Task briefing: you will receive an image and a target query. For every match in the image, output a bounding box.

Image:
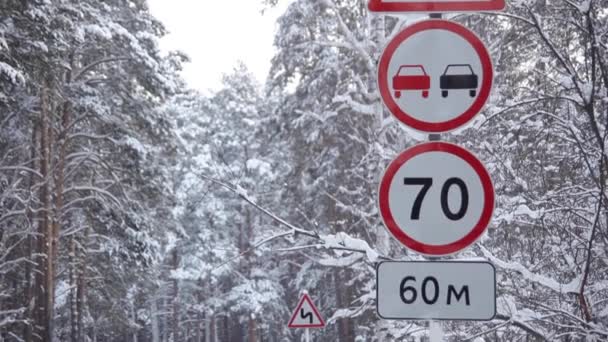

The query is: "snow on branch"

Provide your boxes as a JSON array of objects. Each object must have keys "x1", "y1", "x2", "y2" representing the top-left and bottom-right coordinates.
[
  {"x1": 322, "y1": 232, "x2": 380, "y2": 263},
  {"x1": 199, "y1": 174, "x2": 389, "y2": 267},
  {"x1": 526, "y1": 7, "x2": 585, "y2": 99},
  {"x1": 333, "y1": 94, "x2": 377, "y2": 116},
  {"x1": 480, "y1": 245, "x2": 581, "y2": 294},
  {"x1": 62, "y1": 185, "x2": 121, "y2": 207},
  {"x1": 0, "y1": 166, "x2": 43, "y2": 179},
  {"x1": 294, "y1": 109, "x2": 338, "y2": 124},
  {"x1": 328, "y1": 304, "x2": 371, "y2": 323},
  {"x1": 74, "y1": 56, "x2": 130, "y2": 81},
  {"x1": 208, "y1": 230, "x2": 294, "y2": 272},
  {"x1": 317, "y1": 0, "x2": 376, "y2": 73},
  {"x1": 200, "y1": 175, "x2": 320, "y2": 239},
  {"x1": 564, "y1": 0, "x2": 591, "y2": 13},
  {"x1": 0, "y1": 61, "x2": 25, "y2": 85},
  {"x1": 0, "y1": 307, "x2": 25, "y2": 329},
  {"x1": 494, "y1": 313, "x2": 549, "y2": 341}
]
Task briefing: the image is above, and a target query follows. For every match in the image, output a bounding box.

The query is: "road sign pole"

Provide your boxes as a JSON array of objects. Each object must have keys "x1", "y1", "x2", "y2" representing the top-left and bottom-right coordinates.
[
  {"x1": 429, "y1": 320, "x2": 443, "y2": 342},
  {"x1": 427, "y1": 87, "x2": 443, "y2": 340},
  {"x1": 428, "y1": 11, "x2": 442, "y2": 338},
  {"x1": 305, "y1": 328, "x2": 310, "y2": 342},
  {"x1": 372, "y1": 0, "x2": 499, "y2": 330}
]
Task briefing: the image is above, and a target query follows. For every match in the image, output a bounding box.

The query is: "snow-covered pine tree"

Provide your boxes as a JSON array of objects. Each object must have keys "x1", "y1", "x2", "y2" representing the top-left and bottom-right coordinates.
[{"x1": 0, "y1": 0, "x2": 183, "y2": 340}]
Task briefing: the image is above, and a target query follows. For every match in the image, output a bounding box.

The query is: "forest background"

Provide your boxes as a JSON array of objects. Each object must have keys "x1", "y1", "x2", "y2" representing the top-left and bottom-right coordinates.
[{"x1": 1, "y1": 0, "x2": 607, "y2": 341}]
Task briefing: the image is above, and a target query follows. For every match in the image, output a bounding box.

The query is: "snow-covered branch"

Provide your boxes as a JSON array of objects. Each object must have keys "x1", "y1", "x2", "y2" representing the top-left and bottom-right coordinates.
[
  {"x1": 199, "y1": 174, "x2": 389, "y2": 264},
  {"x1": 480, "y1": 245, "x2": 580, "y2": 295},
  {"x1": 333, "y1": 94, "x2": 377, "y2": 116},
  {"x1": 494, "y1": 314, "x2": 549, "y2": 341},
  {"x1": 74, "y1": 56, "x2": 130, "y2": 81},
  {"x1": 317, "y1": 0, "x2": 376, "y2": 73}
]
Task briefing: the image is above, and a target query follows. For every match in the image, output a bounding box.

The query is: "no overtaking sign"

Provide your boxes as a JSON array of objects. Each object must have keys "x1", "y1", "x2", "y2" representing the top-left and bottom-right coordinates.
[{"x1": 378, "y1": 20, "x2": 493, "y2": 133}]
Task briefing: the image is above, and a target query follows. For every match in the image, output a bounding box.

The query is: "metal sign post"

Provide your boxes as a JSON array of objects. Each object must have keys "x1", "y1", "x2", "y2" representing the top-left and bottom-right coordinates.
[
  {"x1": 429, "y1": 320, "x2": 443, "y2": 341},
  {"x1": 371, "y1": 3, "x2": 502, "y2": 340},
  {"x1": 428, "y1": 12, "x2": 443, "y2": 341}
]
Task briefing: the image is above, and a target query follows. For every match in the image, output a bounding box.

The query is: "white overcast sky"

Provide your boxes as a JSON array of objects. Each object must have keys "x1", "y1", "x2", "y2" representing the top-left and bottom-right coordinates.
[{"x1": 148, "y1": 0, "x2": 289, "y2": 92}]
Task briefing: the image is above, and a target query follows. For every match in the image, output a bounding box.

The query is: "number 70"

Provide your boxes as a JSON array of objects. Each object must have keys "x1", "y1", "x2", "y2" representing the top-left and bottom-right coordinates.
[{"x1": 403, "y1": 177, "x2": 469, "y2": 220}]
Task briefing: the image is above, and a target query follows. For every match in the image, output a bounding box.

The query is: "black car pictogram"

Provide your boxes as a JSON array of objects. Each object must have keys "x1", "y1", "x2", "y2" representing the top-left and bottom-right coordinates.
[{"x1": 439, "y1": 64, "x2": 478, "y2": 98}]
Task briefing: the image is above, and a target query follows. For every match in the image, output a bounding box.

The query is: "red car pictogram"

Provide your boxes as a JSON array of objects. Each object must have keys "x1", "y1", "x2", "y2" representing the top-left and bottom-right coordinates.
[{"x1": 392, "y1": 65, "x2": 430, "y2": 98}]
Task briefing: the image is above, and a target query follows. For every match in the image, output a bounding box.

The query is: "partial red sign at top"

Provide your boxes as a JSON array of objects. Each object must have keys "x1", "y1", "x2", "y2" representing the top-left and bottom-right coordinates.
[{"x1": 368, "y1": 0, "x2": 505, "y2": 13}]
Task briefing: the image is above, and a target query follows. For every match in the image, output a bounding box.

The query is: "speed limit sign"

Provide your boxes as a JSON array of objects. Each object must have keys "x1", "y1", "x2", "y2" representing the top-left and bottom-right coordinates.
[{"x1": 378, "y1": 142, "x2": 494, "y2": 256}]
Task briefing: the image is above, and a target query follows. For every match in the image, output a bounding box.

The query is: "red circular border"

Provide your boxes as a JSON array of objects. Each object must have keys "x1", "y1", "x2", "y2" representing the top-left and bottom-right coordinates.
[
  {"x1": 378, "y1": 20, "x2": 493, "y2": 133},
  {"x1": 378, "y1": 142, "x2": 495, "y2": 256}
]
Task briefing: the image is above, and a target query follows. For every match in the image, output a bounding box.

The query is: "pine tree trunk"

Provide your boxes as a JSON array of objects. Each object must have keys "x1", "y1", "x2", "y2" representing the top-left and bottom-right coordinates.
[
  {"x1": 210, "y1": 316, "x2": 216, "y2": 342},
  {"x1": 132, "y1": 302, "x2": 138, "y2": 342},
  {"x1": 172, "y1": 249, "x2": 180, "y2": 342},
  {"x1": 34, "y1": 218, "x2": 45, "y2": 342},
  {"x1": 76, "y1": 224, "x2": 89, "y2": 341},
  {"x1": 24, "y1": 123, "x2": 38, "y2": 342},
  {"x1": 334, "y1": 270, "x2": 354, "y2": 342},
  {"x1": 329, "y1": 198, "x2": 354, "y2": 342},
  {"x1": 247, "y1": 317, "x2": 257, "y2": 342},
  {"x1": 243, "y1": 207, "x2": 258, "y2": 342},
  {"x1": 46, "y1": 91, "x2": 56, "y2": 342},
  {"x1": 195, "y1": 312, "x2": 202, "y2": 342},
  {"x1": 35, "y1": 84, "x2": 53, "y2": 342},
  {"x1": 151, "y1": 296, "x2": 160, "y2": 342},
  {"x1": 344, "y1": 278, "x2": 355, "y2": 340},
  {"x1": 204, "y1": 313, "x2": 212, "y2": 342},
  {"x1": 70, "y1": 237, "x2": 78, "y2": 342},
  {"x1": 52, "y1": 99, "x2": 71, "y2": 338},
  {"x1": 23, "y1": 232, "x2": 34, "y2": 342},
  {"x1": 75, "y1": 257, "x2": 84, "y2": 342},
  {"x1": 223, "y1": 316, "x2": 230, "y2": 342},
  {"x1": 162, "y1": 294, "x2": 170, "y2": 342},
  {"x1": 334, "y1": 270, "x2": 346, "y2": 342}
]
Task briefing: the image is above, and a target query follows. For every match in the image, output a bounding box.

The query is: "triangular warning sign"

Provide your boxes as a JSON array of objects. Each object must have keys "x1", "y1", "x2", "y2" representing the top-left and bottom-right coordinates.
[
  {"x1": 287, "y1": 293, "x2": 325, "y2": 328},
  {"x1": 368, "y1": 0, "x2": 505, "y2": 12}
]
